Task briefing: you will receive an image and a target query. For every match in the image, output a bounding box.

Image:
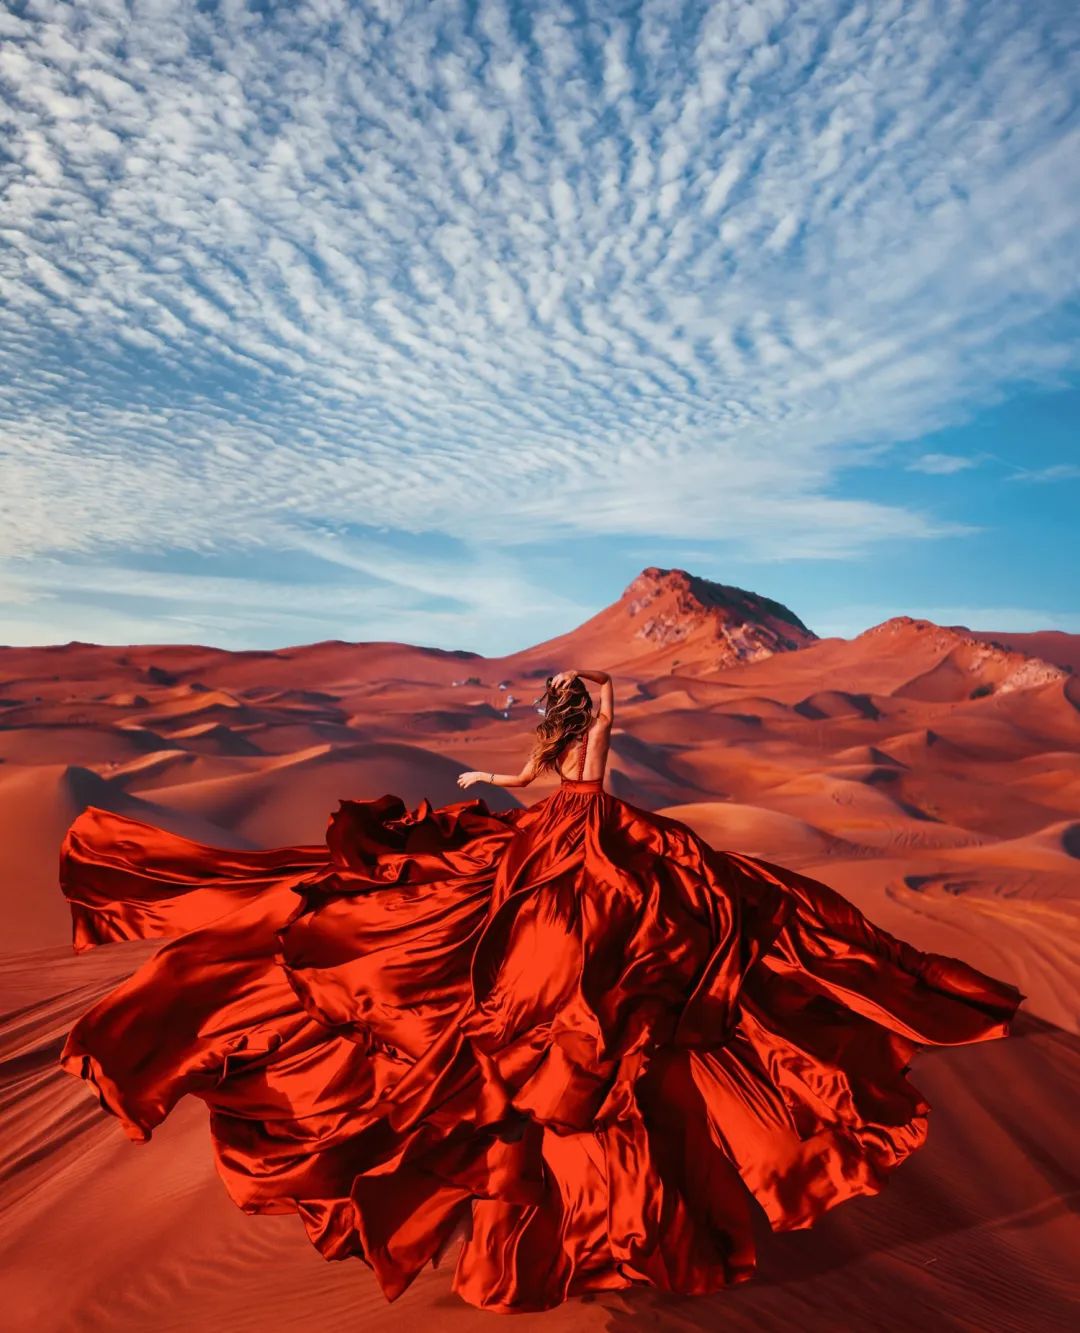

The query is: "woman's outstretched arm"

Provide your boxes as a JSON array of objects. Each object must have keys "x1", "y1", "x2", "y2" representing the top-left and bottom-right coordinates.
[{"x1": 457, "y1": 753, "x2": 539, "y2": 790}]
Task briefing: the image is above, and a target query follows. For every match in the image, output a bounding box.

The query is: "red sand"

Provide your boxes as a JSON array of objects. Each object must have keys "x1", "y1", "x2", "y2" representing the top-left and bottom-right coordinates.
[{"x1": 1, "y1": 568, "x2": 1077, "y2": 1331}]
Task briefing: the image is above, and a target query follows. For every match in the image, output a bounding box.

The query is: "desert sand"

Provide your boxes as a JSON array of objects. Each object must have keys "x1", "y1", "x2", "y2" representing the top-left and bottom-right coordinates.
[{"x1": 1, "y1": 567, "x2": 1077, "y2": 1331}]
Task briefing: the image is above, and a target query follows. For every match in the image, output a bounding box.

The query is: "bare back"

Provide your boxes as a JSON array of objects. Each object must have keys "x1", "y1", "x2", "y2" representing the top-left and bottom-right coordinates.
[{"x1": 556, "y1": 715, "x2": 610, "y2": 783}]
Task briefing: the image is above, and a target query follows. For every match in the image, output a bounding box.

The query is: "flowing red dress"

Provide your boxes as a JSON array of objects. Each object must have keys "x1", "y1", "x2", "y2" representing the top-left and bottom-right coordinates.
[{"x1": 58, "y1": 726, "x2": 1020, "y2": 1314}]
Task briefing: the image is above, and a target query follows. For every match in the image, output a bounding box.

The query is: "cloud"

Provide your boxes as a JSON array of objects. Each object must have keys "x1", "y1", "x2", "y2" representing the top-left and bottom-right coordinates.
[
  {"x1": 907, "y1": 453, "x2": 978, "y2": 475},
  {"x1": 0, "y1": 0, "x2": 1076, "y2": 626},
  {"x1": 1007, "y1": 463, "x2": 1080, "y2": 483}
]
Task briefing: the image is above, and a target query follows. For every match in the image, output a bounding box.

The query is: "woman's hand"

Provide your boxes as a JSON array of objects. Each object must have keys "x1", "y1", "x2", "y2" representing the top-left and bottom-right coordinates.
[
  {"x1": 550, "y1": 669, "x2": 578, "y2": 691},
  {"x1": 457, "y1": 770, "x2": 487, "y2": 789}
]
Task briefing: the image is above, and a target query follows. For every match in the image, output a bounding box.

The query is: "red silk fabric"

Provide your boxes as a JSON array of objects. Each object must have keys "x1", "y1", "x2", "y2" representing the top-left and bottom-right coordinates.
[{"x1": 59, "y1": 779, "x2": 1021, "y2": 1313}]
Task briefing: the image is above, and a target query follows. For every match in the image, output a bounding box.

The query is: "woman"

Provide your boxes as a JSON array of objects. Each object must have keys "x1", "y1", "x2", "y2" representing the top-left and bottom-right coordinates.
[{"x1": 59, "y1": 667, "x2": 1020, "y2": 1314}]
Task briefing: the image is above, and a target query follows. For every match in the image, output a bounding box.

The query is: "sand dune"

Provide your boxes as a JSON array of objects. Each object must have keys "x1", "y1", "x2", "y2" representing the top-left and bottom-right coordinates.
[
  {"x1": 985, "y1": 675, "x2": 1080, "y2": 742},
  {"x1": 658, "y1": 801, "x2": 868, "y2": 863},
  {"x1": 0, "y1": 567, "x2": 1077, "y2": 1329},
  {"x1": 0, "y1": 765, "x2": 255, "y2": 952},
  {"x1": 131, "y1": 741, "x2": 519, "y2": 846},
  {"x1": 0, "y1": 723, "x2": 171, "y2": 765},
  {"x1": 628, "y1": 707, "x2": 767, "y2": 746},
  {"x1": 711, "y1": 694, "x2": 795, "y2": 719},
  {"x1": 793, "y1": 689, "x2": 883, "y2": 721}
]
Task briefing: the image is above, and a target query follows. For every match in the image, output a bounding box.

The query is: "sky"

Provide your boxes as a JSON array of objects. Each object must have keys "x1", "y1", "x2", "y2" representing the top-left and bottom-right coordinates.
[{"x1": 0, "y1": 0, "x2": 1078, "y2": 656}]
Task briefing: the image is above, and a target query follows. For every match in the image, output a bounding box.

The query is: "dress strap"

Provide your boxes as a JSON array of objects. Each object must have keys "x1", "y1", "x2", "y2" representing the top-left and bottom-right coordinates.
[{"x1": 577, "y1": 724, "x2": 588, "y2": 780}]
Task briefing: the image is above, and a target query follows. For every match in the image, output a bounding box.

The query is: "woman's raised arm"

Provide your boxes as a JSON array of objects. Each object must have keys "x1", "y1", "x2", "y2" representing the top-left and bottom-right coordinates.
[{"x1": 572, "y1": 668, "x2": 614, "y2": 724}]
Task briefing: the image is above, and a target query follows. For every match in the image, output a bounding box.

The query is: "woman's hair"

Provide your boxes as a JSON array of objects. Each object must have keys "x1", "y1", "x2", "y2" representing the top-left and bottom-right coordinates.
[{"x1": 531, "y1": 675, "x2": 593, "y2": 773}]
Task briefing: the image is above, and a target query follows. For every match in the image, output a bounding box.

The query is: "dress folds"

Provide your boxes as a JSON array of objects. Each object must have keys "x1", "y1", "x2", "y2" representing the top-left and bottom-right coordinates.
[{"x1": 58, "y1": 776, "x2": 1021, "y2": 1313}]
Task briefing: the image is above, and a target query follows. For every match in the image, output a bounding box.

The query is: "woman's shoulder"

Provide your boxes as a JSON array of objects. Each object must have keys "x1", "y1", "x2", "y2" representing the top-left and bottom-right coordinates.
[{"x1": 589, "y1": 711, "x2": 612, "y2": 738}]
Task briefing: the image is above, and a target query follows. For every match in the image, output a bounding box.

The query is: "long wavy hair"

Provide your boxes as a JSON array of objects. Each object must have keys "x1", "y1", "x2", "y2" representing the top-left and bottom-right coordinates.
[{"x1": 531, "y1": 675, "x2": 594, "y2": 774}]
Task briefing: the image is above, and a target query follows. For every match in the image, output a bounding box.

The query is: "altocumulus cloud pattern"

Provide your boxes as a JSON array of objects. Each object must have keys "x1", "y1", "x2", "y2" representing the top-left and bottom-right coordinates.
[{"x1": 0, "y1": 1, "x2": 1077, "y2": 623}]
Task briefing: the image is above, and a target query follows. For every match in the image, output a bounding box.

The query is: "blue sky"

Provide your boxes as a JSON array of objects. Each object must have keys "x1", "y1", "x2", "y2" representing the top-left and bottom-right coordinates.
[{"x1": 0, "y1": 0, "x2": 1077, "y2": 655}]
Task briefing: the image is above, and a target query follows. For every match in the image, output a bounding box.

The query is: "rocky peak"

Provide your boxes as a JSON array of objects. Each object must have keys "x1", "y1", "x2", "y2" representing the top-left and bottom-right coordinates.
[{"x1": 618, "y1": 567, "x2": 817, "y2": 668}]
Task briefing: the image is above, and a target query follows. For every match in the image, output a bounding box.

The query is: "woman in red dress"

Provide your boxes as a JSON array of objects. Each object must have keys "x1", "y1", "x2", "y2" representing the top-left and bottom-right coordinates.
[{"x1": 59, "y1": 666, "x2": 1020, "y2": 1314}]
